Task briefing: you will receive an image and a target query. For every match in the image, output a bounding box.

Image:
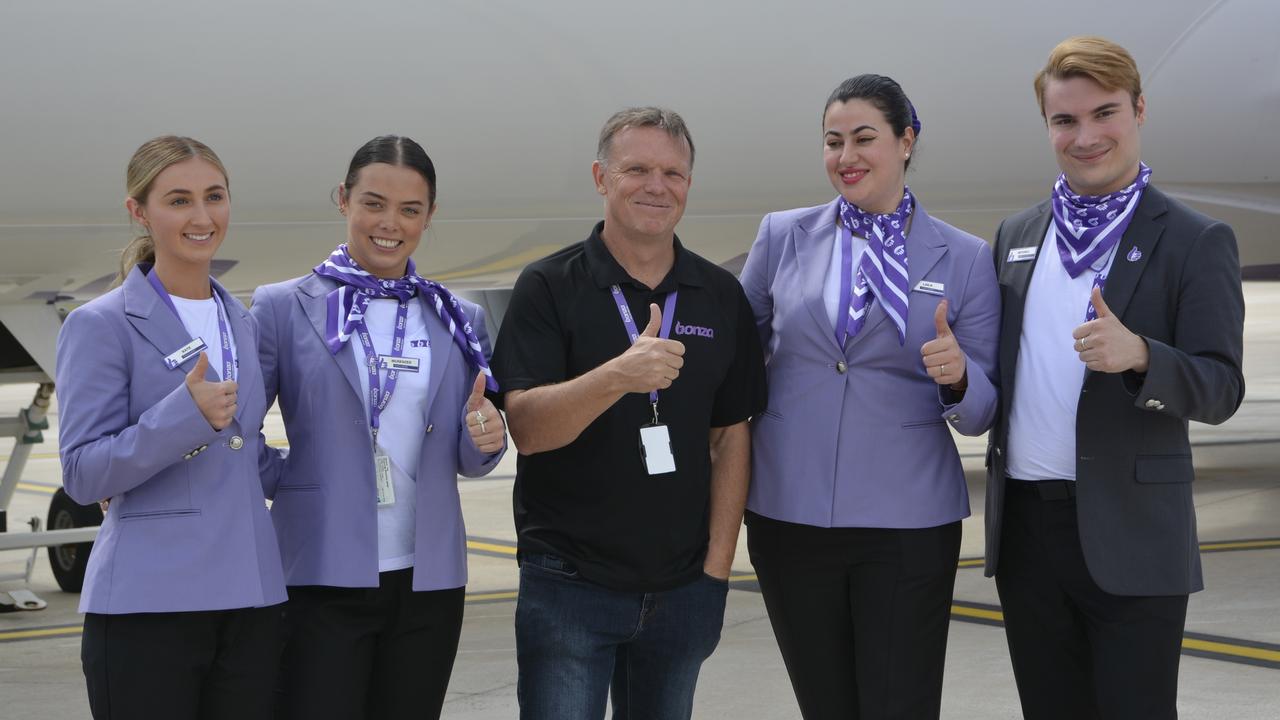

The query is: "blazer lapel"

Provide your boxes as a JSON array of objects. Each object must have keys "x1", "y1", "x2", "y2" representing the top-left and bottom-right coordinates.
[
  {"x1": 123, "y1": 267, "x2": 217, "y2": 381},
  {"x1": 417, "y1": 292, "x2": 453, "y2": 419},
  {"x1": 1097, "y1": 186, "x2": 1168, "y2": 321},
  {"x1": 793, "y1": 200, "x2": 844, "y2": 353},
  {"x1": 297, "y1": 274, "x2": 364, "y2": 402},
  {"x1": 999, "y1": 204, "x2": 1051, "y2": 389}
]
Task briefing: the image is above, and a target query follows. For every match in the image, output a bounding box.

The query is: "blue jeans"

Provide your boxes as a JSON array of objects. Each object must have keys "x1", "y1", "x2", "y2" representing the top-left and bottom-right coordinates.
[{"x1": 515, "y1": 553, "x2": 729, "y2": 720}]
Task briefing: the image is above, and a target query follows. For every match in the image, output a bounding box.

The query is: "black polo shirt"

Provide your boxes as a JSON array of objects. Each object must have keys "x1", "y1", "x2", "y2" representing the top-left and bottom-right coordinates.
[{"x1": 491, "y1": 222, "x2": 766, "y2": 592}]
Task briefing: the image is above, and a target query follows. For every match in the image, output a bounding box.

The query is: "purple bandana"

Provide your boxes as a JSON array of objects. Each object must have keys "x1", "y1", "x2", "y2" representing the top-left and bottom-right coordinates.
[
  {"x1": 836, "y1": 189, "x2": 915, "y2": 344},
  {"x1": 1052, "y1": 162, "x2": 1151, "y2": 278},
  {"x1": 313, "y1": 244, "x2": 497, "y2": 392}
]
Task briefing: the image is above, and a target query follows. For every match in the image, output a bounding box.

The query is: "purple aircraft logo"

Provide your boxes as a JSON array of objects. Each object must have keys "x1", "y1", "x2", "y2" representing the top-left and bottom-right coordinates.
[{"x1": 674, "y1": 321, "x2": 714, "y2": 339}]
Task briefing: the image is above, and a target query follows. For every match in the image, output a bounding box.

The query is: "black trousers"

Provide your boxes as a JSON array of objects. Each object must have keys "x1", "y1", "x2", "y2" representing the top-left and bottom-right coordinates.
[
  {"x1": 276, "y1": 568, "x2": 465, "y2": 720},
  {"x1": 747, "y1": 512, "x2": 962, "y2": 720},
  {"x1": 81, "y1": 604, "x2": 282, "y2": 720},
  {"x1": 996, "y1": 479, "x2": 1189, "y2": 720}
]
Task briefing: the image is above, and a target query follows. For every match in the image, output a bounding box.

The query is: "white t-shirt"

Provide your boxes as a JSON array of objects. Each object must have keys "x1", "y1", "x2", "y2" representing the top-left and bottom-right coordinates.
[
  {"x1": 170, "y1": 294, "x2": 238, "y2": 381},
  {"x1": 347, "y1": 298, "x2": 434, "y2": 572},
  {"x1": 1006, "y1": 223, "x2": 1119, "y2": 482}
]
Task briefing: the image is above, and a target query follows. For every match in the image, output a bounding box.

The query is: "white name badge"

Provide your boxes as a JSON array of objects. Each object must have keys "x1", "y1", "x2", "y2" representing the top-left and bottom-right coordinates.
[
  {"x1": 374, "y1": 449, "x2": 395, "y2": 507},
  {"x1": 914, "y1": 280, "x2": 945, "y2": 296},
  {"x1": 1007, "y1": 247, "x2": 1038, "y2": 263},
  {"x1": 164, "y1": 337, "x2": 208, "y2": 370},
  {"x1": 379, "y1": 356, "x2": 421, "y2": 373},
  {"x1": 639, "y1": 424, "x2": 676, "y2": 475}
]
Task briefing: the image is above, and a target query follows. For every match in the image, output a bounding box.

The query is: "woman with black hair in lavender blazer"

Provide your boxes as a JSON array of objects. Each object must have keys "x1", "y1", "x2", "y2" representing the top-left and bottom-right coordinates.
[
  {"x1": 56, "y1": 135, "x2": 286, "y2": 720},
  {"x1": 740, "y1": 75, "x2": 1001, "y2": 719},
  {"x1": 252, "y1": 135, "x2": 506, "y2": 720}
]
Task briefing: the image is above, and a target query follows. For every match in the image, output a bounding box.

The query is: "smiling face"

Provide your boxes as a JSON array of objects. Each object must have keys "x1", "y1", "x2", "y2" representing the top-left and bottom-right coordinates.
[
  {"x1": 1043, "y1": 75, "x2": 1145, "y2": 196},
  {"x1": 127, "y1": 157, "x2": 229, "y2": 272},
  {"x1": 339, "y1": 162, "x2": 436, "y2": 278},
  {"x1": 823, "y1": 98, "x2": 913, "y2": 215},
  {"x1": 592, "y1": 126, "x2": 692, "y2": 244}
]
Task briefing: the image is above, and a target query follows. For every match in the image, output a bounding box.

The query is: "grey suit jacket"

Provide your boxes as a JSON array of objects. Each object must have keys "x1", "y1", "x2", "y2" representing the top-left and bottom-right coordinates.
[{"x1": 984, "y1": 185, "x2": 1245, "y2": 596}]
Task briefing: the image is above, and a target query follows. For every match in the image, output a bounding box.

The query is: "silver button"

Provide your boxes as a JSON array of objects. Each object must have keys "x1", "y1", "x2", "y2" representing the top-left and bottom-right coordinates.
[
  {"x1": 995, "y1": 447, "x2": 1003, "y2": 456},
  {"x1": 948, "y1": 414, "x2": 960, "y2": 423},
  {"x1": 835, "y1": 361, "x2": 847, "y2": 374},
  {"x1": 229, "y1": 436, "x2": 244, "y2": 450},
  {"x1": 1145, "y1": 398, "x2": 1161, "y2": 409},
  {"x1": 183, "y1": 452, "x2": 193, "y2": 460},
  {"x1": 426, "y1": 424, "x2": 434, "y2": 433}
]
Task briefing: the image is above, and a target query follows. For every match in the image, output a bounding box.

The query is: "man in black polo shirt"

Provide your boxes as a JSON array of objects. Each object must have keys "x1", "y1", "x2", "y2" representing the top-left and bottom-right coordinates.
[{"x1": 491, "y1": 106, "x2": 766, "y2": 719}]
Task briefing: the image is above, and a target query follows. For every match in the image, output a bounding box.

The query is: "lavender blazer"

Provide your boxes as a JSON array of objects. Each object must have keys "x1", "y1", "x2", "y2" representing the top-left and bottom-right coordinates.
[
  {"x1": 251, "y1": 274, "x2": 504, "y2": 592},
  {"x1": 741, "y1": 199, "x2": 1000, "y2": 528},
  {"x1": 56, "y1": 267, "x2": 287, "y2": 614}
]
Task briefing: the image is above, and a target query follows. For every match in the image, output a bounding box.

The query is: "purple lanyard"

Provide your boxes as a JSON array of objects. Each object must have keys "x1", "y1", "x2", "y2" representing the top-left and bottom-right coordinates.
[
  {"x1": 353, "y1": 297, "x2": 411, "y2": 443},
  {"x1": 147, "y1": 269, "x2": 236, "y2": 382},
  {"x1": 610, "y1": 285, "x2": 678, "y2": 414}
]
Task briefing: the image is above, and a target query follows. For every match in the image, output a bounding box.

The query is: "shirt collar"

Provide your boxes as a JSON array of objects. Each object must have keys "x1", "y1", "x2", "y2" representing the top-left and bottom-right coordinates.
[{"x1": 583, "y1": 221, "x2": 704, "y2": 292}]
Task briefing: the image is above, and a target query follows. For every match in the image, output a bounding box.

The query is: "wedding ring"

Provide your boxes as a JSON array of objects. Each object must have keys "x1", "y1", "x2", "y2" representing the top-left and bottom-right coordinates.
[
  {"x1": 940, "y1": 364, "x2": 946, "y2": 375},
  {"x1": 1081, "y1": 336, "x2": 1089, "y2": 350},
  {"x1": 475, "y1": 410, "x2": 486, "y2": 433}
]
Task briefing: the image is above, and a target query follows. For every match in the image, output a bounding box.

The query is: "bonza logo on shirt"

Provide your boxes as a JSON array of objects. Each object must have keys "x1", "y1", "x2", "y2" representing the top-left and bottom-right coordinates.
[{"x1": 674, "y1": 321, "x2": 714, "y2": 339}]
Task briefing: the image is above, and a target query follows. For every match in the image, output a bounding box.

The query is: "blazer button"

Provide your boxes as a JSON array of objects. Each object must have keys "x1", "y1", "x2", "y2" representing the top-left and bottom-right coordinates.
[
  {"x1": 426, "y1": 424, "x2": 434, "y2": 433},
  {"x1": 229, "y1": 435, "x2": 244, "y2": 450},
  {"x1": 835, "y1": 361, "x2": 847, "y2": 374},
  {"x1": 948, "y1": 414, "x2": 960, "y2": 423}
]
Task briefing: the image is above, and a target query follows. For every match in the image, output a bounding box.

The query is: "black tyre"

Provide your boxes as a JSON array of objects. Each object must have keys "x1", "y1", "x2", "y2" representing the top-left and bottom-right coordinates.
[{"x1": 46, "y1": 488, "x2": 103, "y2": 593}]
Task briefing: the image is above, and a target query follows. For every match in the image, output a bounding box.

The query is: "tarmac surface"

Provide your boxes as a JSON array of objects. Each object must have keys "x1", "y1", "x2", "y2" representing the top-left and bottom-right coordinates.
[{"x1": 2, "y1": 282, "x2": 1278, "y2": 719}]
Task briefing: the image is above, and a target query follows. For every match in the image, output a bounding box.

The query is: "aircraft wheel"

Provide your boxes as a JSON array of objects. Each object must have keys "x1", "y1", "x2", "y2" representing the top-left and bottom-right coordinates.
[{"x1": 46, "y1": 488, "x2": 103, "y2": 593}]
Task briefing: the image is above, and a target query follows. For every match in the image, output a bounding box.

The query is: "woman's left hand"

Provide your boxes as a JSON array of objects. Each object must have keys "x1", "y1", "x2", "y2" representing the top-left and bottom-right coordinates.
[
  {"x1": 464, "y1": 373, "x2": 506, "y2": 454},
  {"x1": 921, "y1": 300, "x2": 967, "y2": 389}
]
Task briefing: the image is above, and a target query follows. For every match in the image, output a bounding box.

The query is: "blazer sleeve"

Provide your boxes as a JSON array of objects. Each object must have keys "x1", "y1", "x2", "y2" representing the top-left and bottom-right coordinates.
[
  {"x1": 250, "y1": 285, "x2": 287, "y2": 499},
  {"x1": 56, "y1": 304, "x2": 220, "y2": 505},
  {"x1": 457, "y1": 303, "x2": 506, "y2": 477},
  {"x1": 939, "y1": 240, "x2": 1001, "y2": 436},
  {"x1": 739, "y1": 213, "x2": 780, "y2": 356},
  {"x1": 1130, "y1": 221, "x2": 1245, "y2": 424}
]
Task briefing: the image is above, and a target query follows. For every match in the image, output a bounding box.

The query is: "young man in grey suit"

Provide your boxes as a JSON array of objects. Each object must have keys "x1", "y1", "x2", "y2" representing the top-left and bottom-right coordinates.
[{"x1": 984, "y1": 36, "x2": 1245, "y2": 719}]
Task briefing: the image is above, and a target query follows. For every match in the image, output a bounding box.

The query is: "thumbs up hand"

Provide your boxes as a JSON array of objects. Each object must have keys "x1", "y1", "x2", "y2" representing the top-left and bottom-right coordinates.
[
  {"x1": 185, "y1": 352, "x2": 238, "y2": 430},
  {"x1": 611, "y1": 302, "x2": 685, "y2": 394},
  {"x1": 920, "y1": 300, "x2": 968, "y2": 389},
  {"x1": 464, "y1": 372, "x2": 506, "y2": 454},
  {"x1": 1072, "y1": 287, "x2": 1150, "y2": 373}
]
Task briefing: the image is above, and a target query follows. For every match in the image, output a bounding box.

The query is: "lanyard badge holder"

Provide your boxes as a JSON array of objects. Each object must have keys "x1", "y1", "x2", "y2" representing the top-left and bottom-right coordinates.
[
  {"x1": 355, "y1": 297, "x2": 411, "y2": 507},
  {"x1": 611, "y1": 285, "x2": 679, "y2": 476}
]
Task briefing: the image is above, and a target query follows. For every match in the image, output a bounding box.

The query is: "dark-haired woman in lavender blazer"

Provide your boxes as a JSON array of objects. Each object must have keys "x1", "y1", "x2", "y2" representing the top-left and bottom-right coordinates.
[{"x1": 740, "y1": 75, "x2": 1001, "y2": 719}]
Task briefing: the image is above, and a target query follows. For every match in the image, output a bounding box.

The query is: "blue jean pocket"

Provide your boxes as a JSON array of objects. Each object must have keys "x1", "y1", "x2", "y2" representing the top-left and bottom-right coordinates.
[{"x1": 520, "y1": 553, "x2": 580, "y2": 580}]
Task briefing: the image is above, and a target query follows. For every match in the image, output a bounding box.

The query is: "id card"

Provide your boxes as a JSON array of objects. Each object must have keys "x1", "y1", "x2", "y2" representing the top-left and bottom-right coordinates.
[
  {"x1": 639, "y1": 424, "x2": 676, "y2": 475},
  {"x1": 379, "y1": 356, "x2": 420, "y2": 373},
  {"x1": 374, "y1": 448, "x2": 395, "y2": 507},
  {"x1": 164, "y1": 337, "x2": 208, "y2": 370}
]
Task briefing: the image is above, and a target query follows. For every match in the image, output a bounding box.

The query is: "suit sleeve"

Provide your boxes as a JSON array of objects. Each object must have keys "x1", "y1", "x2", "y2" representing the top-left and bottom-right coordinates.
[
  {"x1": 939, "y1": 241, "x2": 1001, "y2": 436},
  {"x1": 1131, "y1": 221, "x2": 1244, "y2": 424},
  {"x1": 249, "y1": 286, "x2": 286, "y2": 499},
  {"x1": 739, "y1": 213, "x2": 779, "y2": 356},
  {"x1": 457, "y1": 303, "x2": 506, "y2": 477},
  {"x1": 57, "y1": 305, "x2": 220, "y2": 505}
]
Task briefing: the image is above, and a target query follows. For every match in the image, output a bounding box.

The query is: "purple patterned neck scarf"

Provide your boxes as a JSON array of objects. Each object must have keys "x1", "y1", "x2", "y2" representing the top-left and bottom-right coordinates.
[
  {"x1": 313, "y1": 244, "x2": 497, "y2": 392},
  {"x1": 1052, "y1": 162, "x2": 1151, "y2": 278},
  {"x1": 837, "y1": 189, "x2": 915, "y2": 345}
]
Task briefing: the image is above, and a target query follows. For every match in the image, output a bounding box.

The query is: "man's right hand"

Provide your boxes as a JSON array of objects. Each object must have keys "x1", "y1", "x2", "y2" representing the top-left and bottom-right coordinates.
[
  {"x1": 186, "y1": 352, "x2": 238, "y2": 430},
  {"x1": 611, "y1": 303, "x2": 685, "y2": 393}
]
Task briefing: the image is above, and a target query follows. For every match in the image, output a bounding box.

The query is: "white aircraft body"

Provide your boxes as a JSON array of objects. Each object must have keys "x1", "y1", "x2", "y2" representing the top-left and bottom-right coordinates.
[{"x1": 1, "y1": 0, "x2": 1277, "y2": 584}]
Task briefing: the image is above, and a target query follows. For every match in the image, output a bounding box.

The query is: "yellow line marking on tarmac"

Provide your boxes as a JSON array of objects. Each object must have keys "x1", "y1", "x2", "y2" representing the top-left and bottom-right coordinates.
[
  {"x1": 957, "y1": 558, "x2": 984, "y2": 568},
  {"x1": 16, "y1": 482, "x2": 55, "y2": 495},
  {"x1": 466, "y1": 540, "x2": 517, "y2": 555},
  {"x1": 0, "y1": 625, "x2": 83, "y2": 642},
  {"x1": 1198, "y1": 539, "x2": 1280, "y2": 552},
  {"x1": 467, "y1": 591, "x2": 519, "y2": 602},
  {"x1": 1183, "y1": 637, "x2": 1280, "y2": 663},
  {"x1": 951, "y1": 604, "x2": 1005, "y2": 622}
]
